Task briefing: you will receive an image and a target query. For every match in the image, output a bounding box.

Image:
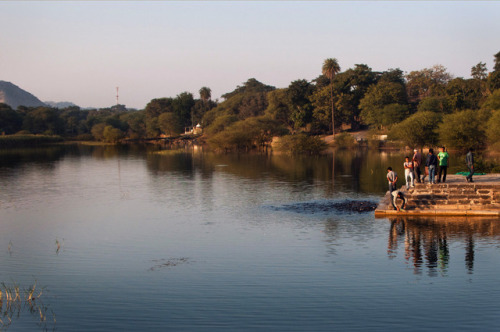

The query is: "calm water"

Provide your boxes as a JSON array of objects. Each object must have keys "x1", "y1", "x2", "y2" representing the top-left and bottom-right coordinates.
[{"x1": 1, "y1": 145, "x2": 499, "y2": 331}]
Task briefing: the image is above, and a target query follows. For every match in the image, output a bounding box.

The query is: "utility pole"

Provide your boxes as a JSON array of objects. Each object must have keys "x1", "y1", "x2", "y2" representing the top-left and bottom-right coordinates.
[{"x1": 116, "y1": 87, "x2": 119, "y2": 105}]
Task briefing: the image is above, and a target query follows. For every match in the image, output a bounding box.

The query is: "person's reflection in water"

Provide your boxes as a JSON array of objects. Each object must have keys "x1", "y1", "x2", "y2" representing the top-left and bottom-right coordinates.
[
  {"x1": 387, "y1": 217, "x2": 479, "y2": 276},
  {"x1": 438, "y1": 230, "x2": 450, "y2": 276},
  {"x1": 425, "y1": 235, "x2": 438, "y2": 277},
  {"x1": 465, "y1": 234, "x2": 475, "y2": 274},
  {"x1": 388, "y1": 218, "x2": 405, "y2": 259},
  {"x1": 410, "y1": 228, "x2": 423, "y2": 275}
]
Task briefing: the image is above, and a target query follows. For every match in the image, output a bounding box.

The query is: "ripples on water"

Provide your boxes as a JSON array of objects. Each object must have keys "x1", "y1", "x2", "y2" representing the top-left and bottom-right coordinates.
[{"x1": 1, "y1": 146, "x2": 500, "y2": 331}]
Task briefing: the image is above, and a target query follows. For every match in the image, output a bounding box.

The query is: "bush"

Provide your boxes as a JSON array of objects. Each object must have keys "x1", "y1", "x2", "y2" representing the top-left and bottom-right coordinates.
[
  {"x1": 334, "y1": 132, "x2": 357, "y2": 149},
  {"x1": 0, "y1": 134, "x2": 63, "y2": 148},
  {"x1": 103, "y1": 126, "x2": 124, "y2": 143},
  {"x1": 475, "y1": 156, "x2": 500, "y2": 173},
  {"x1": 207, "y1": 116, "x2": 286, "y2": 151},
  {"x1": 91, "y1": 123, "x2": 106, "y2": 141},
  {"x1": 486, "y1": 110, "x2": 500, "y2": 144},
  {"x1": 275, "y1": 134, "x2": 327, "y2": 154},
  {"x1": 389, "y1": 111, "x2": 441, "y2": 148},
  {"x1": 436, "y1": 109, "x2": 490, "y2": 150},
  {"x1": 417, "y1": 96, "x2": 451, "y2": 114},
  {"x1": 482, "y1": 89, "x2": 500, "y2": 111}
]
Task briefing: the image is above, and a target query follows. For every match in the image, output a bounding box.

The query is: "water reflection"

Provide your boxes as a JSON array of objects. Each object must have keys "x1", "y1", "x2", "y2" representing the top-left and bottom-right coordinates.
[
  {"x1": 144, "y1": 148, "x2": 418, "y2": 195},
  {"x1": 387, "y1": 217, "x2": 500, "y2": 276}
]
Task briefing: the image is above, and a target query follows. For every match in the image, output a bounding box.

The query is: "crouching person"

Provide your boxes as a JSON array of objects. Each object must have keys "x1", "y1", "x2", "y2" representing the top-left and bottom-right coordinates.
[{"x1": 391, "y1": 190, "x2": 406, "y2": 212}]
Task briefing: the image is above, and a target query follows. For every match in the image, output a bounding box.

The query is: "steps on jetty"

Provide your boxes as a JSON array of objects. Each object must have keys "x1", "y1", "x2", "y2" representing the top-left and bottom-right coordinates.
[{"x1": 375, "y1": 174, "x2": 500, "y2": 217}]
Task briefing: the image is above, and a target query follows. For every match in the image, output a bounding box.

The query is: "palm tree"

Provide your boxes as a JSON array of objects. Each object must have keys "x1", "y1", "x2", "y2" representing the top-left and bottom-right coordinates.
[
  {"x1": 322, "y1": 58, "x2": 341, "y2": 135},
  {"x1": 199, "y1": 87, "x2": 212, "y2": 103}
]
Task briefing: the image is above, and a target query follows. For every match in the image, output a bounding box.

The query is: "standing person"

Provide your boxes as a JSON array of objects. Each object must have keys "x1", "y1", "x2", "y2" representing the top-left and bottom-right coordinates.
[
  {"x1": 412, "y1": 148, "x2": 422, "y2": 183},
  {"x1": 404, "y1": 156, "x2": 414, "y2": 189},
  {"x1": 466, "y1": 147, "x2": 475, "y2": 182},
  {"x1": 387, "y1": 167, "x2": 398, "y2": 193},
  {"x1": 426, "y1": 148, "x2": 438, "y2": 184},
  {"x1": 437, "y1": 146, "x2": 450, "y2": 183}
]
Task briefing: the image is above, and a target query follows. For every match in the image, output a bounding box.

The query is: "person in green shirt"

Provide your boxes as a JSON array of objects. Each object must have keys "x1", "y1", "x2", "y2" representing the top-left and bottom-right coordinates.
[{"x1": 437, "y1": 146, "x2": 449, "y2": 183}]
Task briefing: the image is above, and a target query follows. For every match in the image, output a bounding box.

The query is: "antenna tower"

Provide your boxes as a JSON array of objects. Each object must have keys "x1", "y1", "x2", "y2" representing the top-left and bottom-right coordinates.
[{"x1": 116, "y1": 87, "x2": 119, "y2": 105}]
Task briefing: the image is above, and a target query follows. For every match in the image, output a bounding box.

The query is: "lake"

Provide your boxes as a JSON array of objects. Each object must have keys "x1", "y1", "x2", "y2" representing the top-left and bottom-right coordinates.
[{"x1": 1, "y1": 145, "x2": 499, "y2": 331}]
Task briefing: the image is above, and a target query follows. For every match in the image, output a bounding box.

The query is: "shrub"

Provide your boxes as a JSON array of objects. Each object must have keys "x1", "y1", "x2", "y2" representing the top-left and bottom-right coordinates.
[
  {"x1": 481, "y1": 89, "x2": 500, "y2": 111},
  {"x1": 389, "y1": 111, "x2": 441, "y2": 148},
  {"x1": 0, "y1": 134, "x2": 63, "y2": 148},
  {"x1": 334, "y1": 132, "x2": 357, "y2": 149},
  {"x1": 275, "y1": 134, "x2": 327, "y2": 154},
  {"x1": 103, "y1": 126, "x2": 124, "y2": 143},
  {"x1": 436, "y1": 109, "x2": 490, "y2": 150},
  {"x1": 486, "y1": 110, "x2": 500, "y2": 144}
]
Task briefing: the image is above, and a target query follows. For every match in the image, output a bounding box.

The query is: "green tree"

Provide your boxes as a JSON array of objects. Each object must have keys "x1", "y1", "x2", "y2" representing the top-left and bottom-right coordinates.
[
  {"x1": 205, "y1": 114, "x2": 239, "y2": 135},
  {"x1": 22, "y1": 107, "x2": 64, "y2": 135},
  {"x1": 265, "y1": 89, "x2": 294, "y2": 129},
  {"x1": 207, "y1": 116, "x2": 284, "y2": 151},
  {"x1": 310, "y1": 85, "x2": 333, "y2": 132},
  {"x1": 145, "y1": 98, "x2": 173, "y2": 119},
  {"x1": 191, "y1": 99, "x2": 216, "y2": 126},
  {"x1": 487, "y1": 71, "x2": 500, "y2": 92},
  {"x1": 437, "y1": 109, "x2": 490, "y2": 150},
  {"x1": 471, "y1": 62, "x2": 488, "y2": 80},
  {"x1": 359, "y1": 80, "x2": 408, "y2": 128},
  {"x1": 486, "y1": 109, "x2": 500, "y2": 144},
  {"x1": 172, "y1": 92, "x2": 195, "y2": 127},
  {"x1": 286, "y1": 79, "x2": 314, "y2": 129},
  {"x1": 494, "y1": 51, "x2": 500, "y2": 72},
  {"x1": 322, "y1": 58, "x2": 341, "y2": 134},
  {"x1": 406, "y1": 65, "x2": 452, "y2": 103},
  {"x1": 146, "y1": 117, "x2": 160, "y2": 137},
  {"x1": 120, "y1": 111, "x2": 146, "y2": 139},
  {"x1": 481, "y1": 89, "x2": 500, "y2": 110},
  {"x1": 221, "y1": 78, "x2": 275, "y2": 100},
  {"x1": 379, "y1": 68, "x2": 406, "y2": 85},
  {"x1": 332, "y1": 64, "x2": 378, "y2": 129},
  {"x1": 158, "y1": 112, "x2": 182, "y2": 136},
  {"x1": 445, "y1": 78, "x2": 484, "y2": 110},
  {"x1": 275, "y1": 133, "x2": 328, "y2": 155},
  {"x1": 487, "y1": 51, "x2": 500, "y2": 92},
  {"x1": 91, "y1": 122, "x2": 107, "y2": 141},
  {"x1": 417, "y1": 96, "x2": 451, "y2": 114},
  {"x1": 202, "y1": 79, "x2": 273, "y2": 130},
  {"x1": 0, "y1": 103, "x2": 23, "y2": 134},
  {"x1": 103, "y1": 125, "x2": 124, "y2": 143},
  {"x1": 389, "y1": 111, "x2": 441, "y2": 147},
  {"x1": 199, "y1": 87, "x2": 212, "y2": 102}
]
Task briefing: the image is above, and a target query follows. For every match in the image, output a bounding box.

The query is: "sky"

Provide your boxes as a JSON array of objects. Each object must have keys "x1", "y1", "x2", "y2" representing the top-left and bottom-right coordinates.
[{"x1": 1, "y1": 1, "x2": 499, "y2": 109}]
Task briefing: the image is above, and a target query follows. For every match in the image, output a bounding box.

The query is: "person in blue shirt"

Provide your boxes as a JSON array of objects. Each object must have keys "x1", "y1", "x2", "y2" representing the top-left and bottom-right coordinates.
[{"x1": 426, "y1": 148, "x2": 438, "y2": 184}]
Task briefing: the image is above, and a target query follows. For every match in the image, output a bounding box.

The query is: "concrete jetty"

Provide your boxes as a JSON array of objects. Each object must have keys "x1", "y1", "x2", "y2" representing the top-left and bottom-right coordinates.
[{"x1": 375, "y1": 174, "x2": 500, "y2": 217}]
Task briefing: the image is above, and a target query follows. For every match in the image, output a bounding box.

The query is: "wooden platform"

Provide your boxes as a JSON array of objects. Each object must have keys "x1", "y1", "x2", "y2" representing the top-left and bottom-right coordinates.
[{"x1": 375, "y1": 174, "x2": 500, "y2": 217}]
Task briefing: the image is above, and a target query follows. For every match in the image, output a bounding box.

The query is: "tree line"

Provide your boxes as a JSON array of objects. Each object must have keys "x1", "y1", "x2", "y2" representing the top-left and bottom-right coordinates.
[{"x1": 1, "y1": 51, "x2": 500, "y2": 150}]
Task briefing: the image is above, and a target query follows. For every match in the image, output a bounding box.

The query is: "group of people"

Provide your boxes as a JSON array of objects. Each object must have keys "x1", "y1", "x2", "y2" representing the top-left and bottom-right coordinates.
[
  {"x1": 385, "y1": 147, "x2": 476, "y2": 211},
  {"x1": 406, "y1": 147, "x2": 451, "y2": 187}
]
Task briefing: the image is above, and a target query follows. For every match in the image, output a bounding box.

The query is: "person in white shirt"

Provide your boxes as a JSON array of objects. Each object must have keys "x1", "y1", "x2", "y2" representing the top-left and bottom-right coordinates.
[
  {"x1": 403, "y1": 156, "x2": 414, "y2": 189},
  {"x1": 412, "y1": 148, "x2": 422, "y2": 183},
  {"x1": 386, "y1": 167, "x2": 397, "y2": 193},
  {"x1": 391, "y1": 190, "x2": 406, "y2": 211}
]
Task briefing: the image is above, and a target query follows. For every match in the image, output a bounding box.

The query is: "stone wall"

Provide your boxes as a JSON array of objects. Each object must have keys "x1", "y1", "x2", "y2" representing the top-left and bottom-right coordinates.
[{"x1": 405, "y1": 183, "x2": 500, "y2": 211}]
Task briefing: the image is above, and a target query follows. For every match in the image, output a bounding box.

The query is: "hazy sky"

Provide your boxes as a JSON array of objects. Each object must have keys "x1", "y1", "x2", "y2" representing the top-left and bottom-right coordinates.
[{"x1": 1, "y1": 1, "x2": 499, "y2": 109}]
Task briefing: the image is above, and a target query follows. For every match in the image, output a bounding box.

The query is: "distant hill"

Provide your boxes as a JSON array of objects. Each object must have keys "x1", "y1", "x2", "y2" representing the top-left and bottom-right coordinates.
[
  {"x1": 45, "y1": 101, "x2": 79, "y2": 109},
  {"x1": 0, "y1": 81, "x2": 46, "y2": 109}
]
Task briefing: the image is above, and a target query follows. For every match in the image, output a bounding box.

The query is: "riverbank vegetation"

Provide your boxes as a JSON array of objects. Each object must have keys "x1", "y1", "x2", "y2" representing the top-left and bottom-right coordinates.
[{"x1": 1, "y1": 52, "x2": 500, "y2": 153}]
